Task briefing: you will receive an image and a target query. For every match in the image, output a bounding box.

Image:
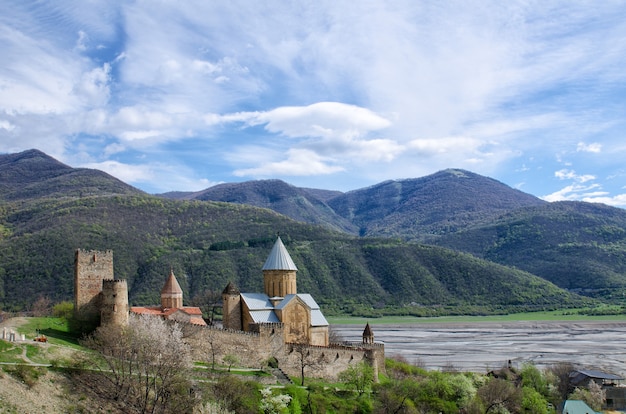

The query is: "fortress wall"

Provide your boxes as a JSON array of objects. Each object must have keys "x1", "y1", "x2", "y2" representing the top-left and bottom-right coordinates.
[
  {"x1": 279, "y1": 342, "x2": 385, "y2": 381},
  {"x1": 181, "y1": 323, "x2": 383, "y2": 381},
  {"x1": 183, "y1": 324, "x2": 286, "y2": 369}
]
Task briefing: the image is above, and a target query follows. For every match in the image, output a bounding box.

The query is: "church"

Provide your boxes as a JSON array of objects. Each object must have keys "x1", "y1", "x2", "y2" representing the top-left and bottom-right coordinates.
[
  {"x1": 130, "y1": 269, "x2": 206, "y2": 326},
  {"x1": 221, "y1": 236, "x2": 330, "y2": 346}
]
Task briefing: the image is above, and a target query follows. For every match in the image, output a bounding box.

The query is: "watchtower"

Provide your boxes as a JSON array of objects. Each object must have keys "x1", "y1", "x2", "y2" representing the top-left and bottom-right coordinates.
[
  {"x1": 74, "y1": 249, "x2": 114, "y2": 323},
  {"x1": 101, "y1": 279, "x2": 129, "y2": 326},
  {"x1": 221, "y1": 282, "x2": 242, "y2": 331}
]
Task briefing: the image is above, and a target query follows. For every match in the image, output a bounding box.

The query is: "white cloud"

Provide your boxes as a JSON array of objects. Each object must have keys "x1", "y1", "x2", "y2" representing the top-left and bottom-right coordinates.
[
  {"x1": 577, "y1": 142, "x2": 602, "y2": 153},
  {"x1": 581, "y1": 193, "x2": 626, "y2": 207},
  {"x1": 542, "y1": 183, "x2": 602, "y2": 202},
  {"x1": 233, "y1": 148, "x2": 344, "y2": 177},
  {"x1": 257, "y1": 102, "x2": 391, "y2": 139},
  {"x1": 0, "y1": 119, "x2": 15, "y2": 131},
  {"x1": 81, "y1": 159, "x2": 218, "y2": 193},
  {"x1": 73, "y1": 63, "x2": 111, "y2": 108},
  {"x1": 554, "y1": 169, "x2": 596, "y2": 183},
  {"x1": 407, "y1": 136, "x2": 484, "y2": 155},
  {"x1": 81, "y1": 160, "x2": 154, "y2": 183},
  {"x1": 2, "y1": 1, "x2": 626, "y2": 201}
]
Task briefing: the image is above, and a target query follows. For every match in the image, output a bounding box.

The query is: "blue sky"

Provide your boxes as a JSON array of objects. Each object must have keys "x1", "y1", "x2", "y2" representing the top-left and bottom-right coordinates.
[{"x1": 1, "y1": 1, "x2": 626, "y2": 206}]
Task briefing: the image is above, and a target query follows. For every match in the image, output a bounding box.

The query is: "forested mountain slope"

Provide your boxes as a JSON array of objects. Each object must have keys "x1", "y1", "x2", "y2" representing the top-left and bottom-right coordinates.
[
  {"x1": 161, "y1": 165, "x2": 626, "y2": 303},
  {"x1": 165, "y1": 179, "x2": 356, "y2": 233},
  {"x1": 0, "y1": 149, "x2": 587, "y2": 314},
  {"x1": 326, "y1": 169, "x2": 547, "y2": 239},
  {"x1": 0, "y1": 149, "x2": 143, "y2": 201},
  {"x1": 163, "y1": 169, "x2": 547, "y2": 241},
  {"x1": 434, "y1": 201, "x2": 626, "y2": 298}
]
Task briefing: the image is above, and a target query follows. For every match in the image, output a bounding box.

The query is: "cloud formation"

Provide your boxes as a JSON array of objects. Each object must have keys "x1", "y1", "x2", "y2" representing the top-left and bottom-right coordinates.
[{"x1": 0, "y1": 1, "x2": 625, "y2": 207}]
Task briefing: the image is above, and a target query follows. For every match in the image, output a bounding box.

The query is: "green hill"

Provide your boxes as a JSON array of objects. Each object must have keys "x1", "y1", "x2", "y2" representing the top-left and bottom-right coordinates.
[
  {"x1": 434, "y1": 201, "x2": 626, "y2": 299},
  {"x1": 0, "y1": 150, "x2": 588, "y2": 314}
]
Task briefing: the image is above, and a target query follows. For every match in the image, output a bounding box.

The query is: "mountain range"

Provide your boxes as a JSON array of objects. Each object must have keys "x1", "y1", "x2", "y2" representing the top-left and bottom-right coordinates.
[{"x1": 2, "y1": 149, "x2": 625, "y2": 315}]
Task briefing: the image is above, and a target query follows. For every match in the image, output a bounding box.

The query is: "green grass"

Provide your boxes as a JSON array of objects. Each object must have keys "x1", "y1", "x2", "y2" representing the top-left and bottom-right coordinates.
[
  {"x1": 0, "y1": 341, "x2": 24, "y2": 363},
  {"x1": 328, "y1": 309, "x2": 626, "y2": 324},
  {"x1": 14, "y1": 317, "x2": 82, "y2": 348}
]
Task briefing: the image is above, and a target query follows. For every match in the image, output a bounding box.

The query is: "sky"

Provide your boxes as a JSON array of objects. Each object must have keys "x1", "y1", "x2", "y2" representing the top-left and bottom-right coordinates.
[{"x1": 1, "y1": 1, "x2": 626, "y2": 207}]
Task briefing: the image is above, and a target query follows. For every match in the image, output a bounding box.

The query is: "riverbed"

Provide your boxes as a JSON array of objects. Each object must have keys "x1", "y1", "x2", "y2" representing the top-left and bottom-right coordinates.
[{"x1": 335, "y1": 321, "x2": 626, "y2": 375}]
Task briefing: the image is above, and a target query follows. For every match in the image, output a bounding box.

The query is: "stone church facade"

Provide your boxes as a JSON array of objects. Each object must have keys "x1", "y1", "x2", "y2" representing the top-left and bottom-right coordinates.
[{"x1": 222, "y1": 236, "x2": 329, "y2": 346}]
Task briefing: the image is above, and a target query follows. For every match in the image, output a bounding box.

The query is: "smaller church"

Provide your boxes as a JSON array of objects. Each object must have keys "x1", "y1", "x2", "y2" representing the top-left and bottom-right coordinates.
[
  {"x1": 131, "y1": 269, "x2": 206, "y2": 326},
  {"x1": 222, "y1": 236, "x2": 330, "y2": 346}
]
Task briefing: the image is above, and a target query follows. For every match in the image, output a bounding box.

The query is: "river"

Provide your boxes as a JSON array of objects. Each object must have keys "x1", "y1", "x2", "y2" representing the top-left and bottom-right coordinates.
[{"x1": 335, "y1": 321, "x2": 626, "y2": 375}]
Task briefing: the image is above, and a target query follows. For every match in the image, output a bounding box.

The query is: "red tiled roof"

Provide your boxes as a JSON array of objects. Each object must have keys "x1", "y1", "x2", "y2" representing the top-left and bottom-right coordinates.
[
  {"x1": 130, "y1": 306, "x2": 206, "y2": 325},
  {"x1": 161, "y1": 269, "x2": 183, "y2": 295},
  {"x1": 130, "y1": 306, "x2": 164, "y2": 316},
  {"x1": 189, "y1": 317, "x2": 206, "y2": 325}
]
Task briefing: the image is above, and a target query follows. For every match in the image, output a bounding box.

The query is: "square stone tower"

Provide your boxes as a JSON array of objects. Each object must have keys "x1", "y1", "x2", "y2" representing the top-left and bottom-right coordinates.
[{"x1": 74, "y1": 249, "x2": 114, "y2": 323}]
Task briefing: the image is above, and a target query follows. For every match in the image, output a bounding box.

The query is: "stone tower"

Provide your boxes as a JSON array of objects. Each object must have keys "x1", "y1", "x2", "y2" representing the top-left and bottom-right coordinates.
[
  {"x1": 74, "y1": 249, "x2": 114, "y2": 323},
  {"x1": 362, "y1": 322, "x2": 374, "y2": 344},
  {"x1": 101, "y1": 279, "x2": 129, "y2": 326},
  {"x1": 161, "y1": 268, "x2": 183, "y2": 309},
  {"x1": 221, "y1": 281, "x2": 242, "y2": 331},
  {"x1": 262, "y1": 236, "x2": 297, "y2": 298}
]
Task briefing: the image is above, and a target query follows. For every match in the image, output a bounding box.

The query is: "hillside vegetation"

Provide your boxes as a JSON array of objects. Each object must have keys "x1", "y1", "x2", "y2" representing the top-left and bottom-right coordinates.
[
  {"x1": 162, "y1": 165, "x2": 626, "y2": 304},
  {"x1": 0, "y1": 150, "x2": 591, "y2": 315},
  {"x1": 434, "y1": 201, "x2": 626, "y2": 299}
]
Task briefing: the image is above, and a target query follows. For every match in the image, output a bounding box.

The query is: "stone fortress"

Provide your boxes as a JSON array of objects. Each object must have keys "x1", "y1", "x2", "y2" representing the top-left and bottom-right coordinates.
[{"x1": 74, "y1": 237, "x2": 385, "y2": 381}]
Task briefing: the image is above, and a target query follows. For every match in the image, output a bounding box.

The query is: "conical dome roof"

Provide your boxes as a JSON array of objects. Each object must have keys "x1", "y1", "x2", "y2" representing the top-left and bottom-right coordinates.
[
  {"x1": 363, "y1": 322, "x2": 373, "y2": 337},
  {"x1": 222, "y1": 281, "x2": 240, "y2": 295},
  {"x1": 262, "y1": 236, "x2": 298, "y2": 271},
  {"x1": 161, "y1": 268, "x2": 183, "y2": 295}
]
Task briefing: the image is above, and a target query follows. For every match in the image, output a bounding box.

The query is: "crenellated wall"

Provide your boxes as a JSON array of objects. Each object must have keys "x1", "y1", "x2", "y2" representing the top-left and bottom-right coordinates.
[{"x1": 182, "y1": 322, "x2": 385, "y2": 382}]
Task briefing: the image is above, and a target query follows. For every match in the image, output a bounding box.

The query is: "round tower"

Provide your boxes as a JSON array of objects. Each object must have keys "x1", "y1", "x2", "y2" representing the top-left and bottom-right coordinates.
[
  {"x1": 262, "y1": 236, "x2": 297, "y2": 298},
  {"x1": 161, "y1": 268, "x2": 183, "y2": 309},
  {"x1": 100, "y1": 279, "x2": 129, "y2": 326}
]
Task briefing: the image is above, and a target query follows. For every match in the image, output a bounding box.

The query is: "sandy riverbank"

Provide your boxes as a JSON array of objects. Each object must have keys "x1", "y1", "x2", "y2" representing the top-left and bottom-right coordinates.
[{"x1": 335, "y1": 320, "x2": 626, "y2": 375}]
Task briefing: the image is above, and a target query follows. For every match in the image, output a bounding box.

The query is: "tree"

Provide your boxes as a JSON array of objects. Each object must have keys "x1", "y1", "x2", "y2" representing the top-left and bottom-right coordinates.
[
  {"x1": 569, "y1": 381, "x2": 605, "y2": 412},
  {"x1": 289, "y1": 340, "x2": 325, "y2": 386},
  {"x1": 259, "y1": 387, "x2": 292, "y2": 414},
  {"x1": 339, "y1": 361, "x2": 374, "y2": 396},
  {"x1": 477, "y1": 378, "x2": 522, "y2": 414},
  {"x1": 81, "y1": 314, "x2": 194, "y2": 413},
  {"x1": 546, "y1": 362, "x2": 575, "y2": 405},
  {"x1": 31, "y1": 295, "x2": 51, "y2": 317},
  {"x1": 52, "y1": 300, "x2": 74, "y2": 320},
  {"x1": 191, "y1": 290, "x2": 221, "y2": 325},
  {"x1": 202, "y1": 328, "x2": 222, "y2": 371},
  {"x1": 521, "y1": 386, "x2": 550, "y2": 414},
  {"x1": 520, "y1": 363, "x2": 548, "y2": 396},
  {"x1": 207, "y1": 375, "x2": 260, "y2": 414},
  {"x1": 223, "y1": 354, "x2": 239, "y2": 372}
]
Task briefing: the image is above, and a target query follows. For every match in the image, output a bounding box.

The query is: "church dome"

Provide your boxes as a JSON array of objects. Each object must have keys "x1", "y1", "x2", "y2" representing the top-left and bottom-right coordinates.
[{"x1": 262, "y1": 236, "x2": 298, "y2": 271}]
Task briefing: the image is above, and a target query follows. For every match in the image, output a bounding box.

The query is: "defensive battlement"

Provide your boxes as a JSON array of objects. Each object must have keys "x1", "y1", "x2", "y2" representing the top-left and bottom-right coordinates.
[
  {"x1": 76, "y1": 248, "x2": 113, "y2": 255},
  {"x1": 293, "y1": 341, "x2": 385, "y2": 352},
  {"x1": 255, "y1": 322, "x2": 284, "y2": 328},
  {"x1": 102, "y1": 279, "x2": 127, "y2": 285}
]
